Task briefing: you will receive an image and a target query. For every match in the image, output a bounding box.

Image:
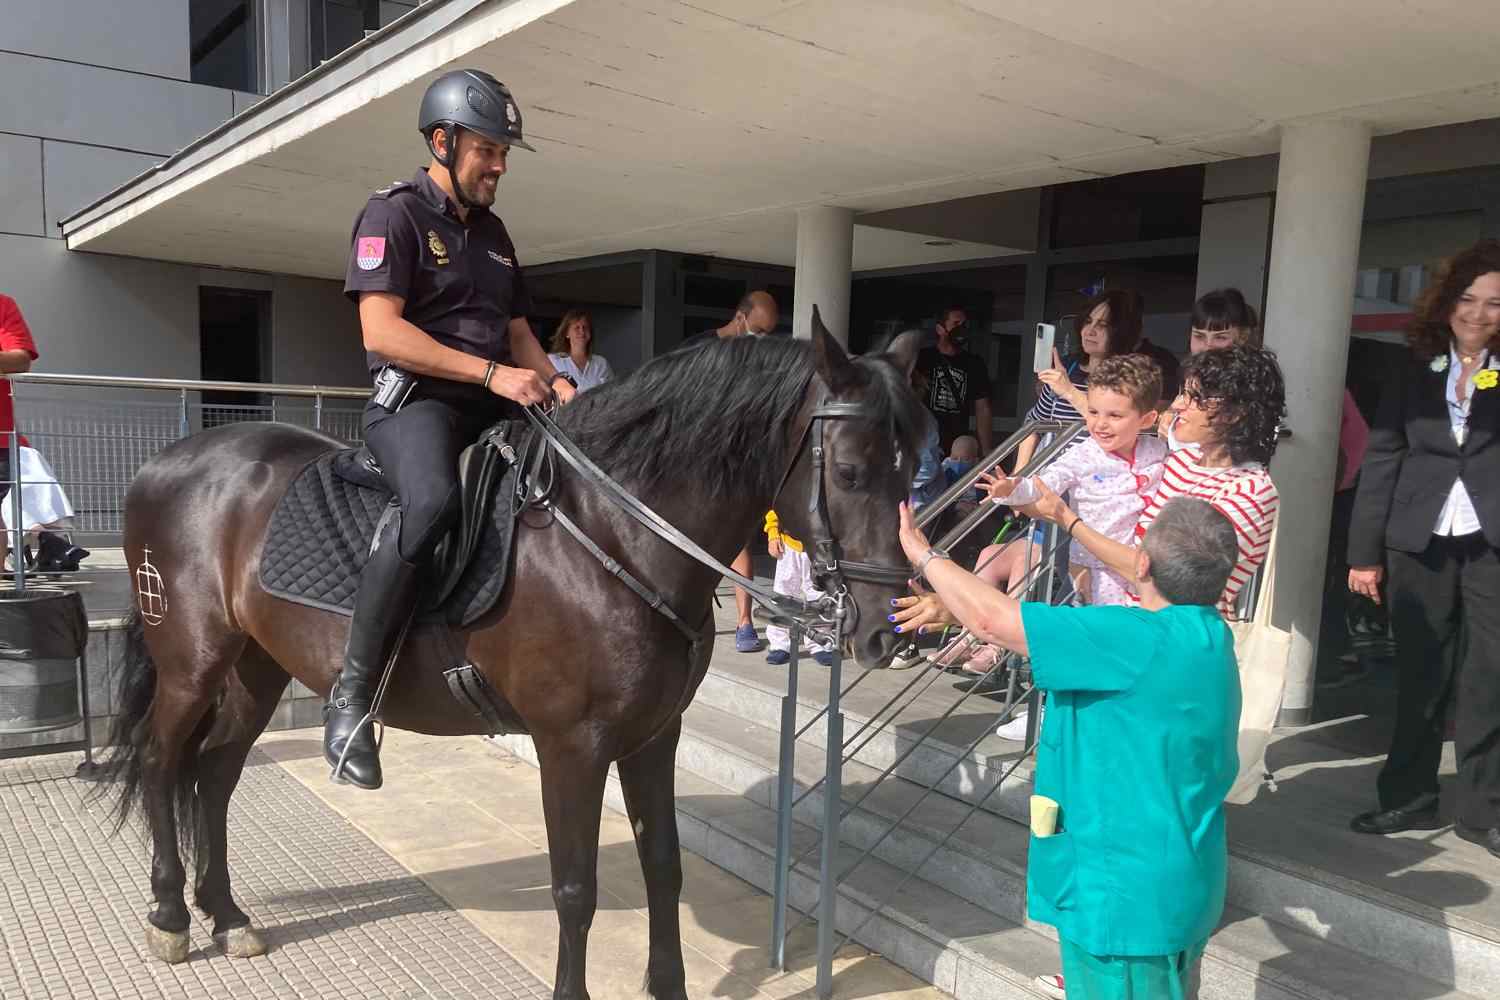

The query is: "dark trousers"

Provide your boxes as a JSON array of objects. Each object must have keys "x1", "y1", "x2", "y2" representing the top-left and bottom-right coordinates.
[
  {"x1": 361, "y1": 382, "x2": 509, "y2": 562},
  {"x1": 1317, "y1": 488, "x2": 1356, "y2": 673},
  {"x1": 1381, "y1": 533, "x2": 1500, "y2": 828}
]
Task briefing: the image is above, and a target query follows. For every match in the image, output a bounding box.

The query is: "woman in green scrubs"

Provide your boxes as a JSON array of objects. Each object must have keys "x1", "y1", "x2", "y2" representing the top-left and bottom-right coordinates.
[{"x1": 895, "y1": 497, "x2": 1242, "y2": 1000}]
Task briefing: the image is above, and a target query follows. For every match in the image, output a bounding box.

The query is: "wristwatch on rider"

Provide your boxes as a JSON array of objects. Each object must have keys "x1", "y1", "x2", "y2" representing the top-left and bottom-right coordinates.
[{"x1": 551, "y1": 372, "x2": 578, "y2": 389}]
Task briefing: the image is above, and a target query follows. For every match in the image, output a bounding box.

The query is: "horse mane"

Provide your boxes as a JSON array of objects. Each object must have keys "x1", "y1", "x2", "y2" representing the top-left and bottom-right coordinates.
[{"x1": 555, "y1": 335, "x2": 928, "y2": 499}]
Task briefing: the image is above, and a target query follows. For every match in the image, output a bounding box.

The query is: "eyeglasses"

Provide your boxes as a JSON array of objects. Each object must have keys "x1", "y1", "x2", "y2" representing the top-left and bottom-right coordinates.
[{"x1": 1179, "y1": 388, "x2": 1222, "y2": 410}]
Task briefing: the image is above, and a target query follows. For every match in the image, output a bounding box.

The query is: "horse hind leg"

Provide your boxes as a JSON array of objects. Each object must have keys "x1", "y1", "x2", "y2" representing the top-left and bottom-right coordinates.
[
  {"x1": 139, "y1": 685, "x2": 224, "y2": 963},
  {"x1": 192, "y1": 642, "x2": 289, "y2": 959},
  {"x1": 124, "y1": 624, "x2": 248, "y2": 964},
  {"x1": 617, "y1": 719, "x2": 689, "y2": 1000}
]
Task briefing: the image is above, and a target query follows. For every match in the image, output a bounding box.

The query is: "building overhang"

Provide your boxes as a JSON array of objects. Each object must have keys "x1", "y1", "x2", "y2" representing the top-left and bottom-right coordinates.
[{"x1": 60, "y1": 0, "x2": 1500, "y2": 278}]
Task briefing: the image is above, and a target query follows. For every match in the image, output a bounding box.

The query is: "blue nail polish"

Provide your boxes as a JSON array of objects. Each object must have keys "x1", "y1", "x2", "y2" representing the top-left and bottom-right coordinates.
[
  {"x1": 890, "y1": 599, "x2": 899, "y2": 607},
  {"x1": 893, "y1": 626, "x2": 903, "y2": 633},
  {"x1": 887, "y1": 615, "x2": 896, "y2": 622}
]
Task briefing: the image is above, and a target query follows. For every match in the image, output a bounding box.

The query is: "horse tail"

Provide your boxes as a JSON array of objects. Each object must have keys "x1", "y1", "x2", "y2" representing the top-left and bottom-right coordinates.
[{"x1": 97, "y1": 610, "x2": 209, "y2": 854}]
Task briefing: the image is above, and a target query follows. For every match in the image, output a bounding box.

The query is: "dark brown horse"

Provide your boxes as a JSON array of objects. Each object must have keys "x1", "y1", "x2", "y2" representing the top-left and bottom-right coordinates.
[{"x1": 103, "y1": 323, "x2": 925, "y2": 999}]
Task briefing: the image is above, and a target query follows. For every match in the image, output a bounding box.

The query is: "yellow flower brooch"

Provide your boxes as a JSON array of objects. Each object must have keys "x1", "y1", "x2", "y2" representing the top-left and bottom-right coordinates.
[{"x1": 1476, "y1": 370, "x2": 1499, "y2": 391}]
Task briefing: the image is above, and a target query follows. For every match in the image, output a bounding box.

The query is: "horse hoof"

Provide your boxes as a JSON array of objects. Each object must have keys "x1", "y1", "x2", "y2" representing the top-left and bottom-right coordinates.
[
  {"x1": 144, "y1": 924, "x2": 190, "y2": 964},
  {"x1": 215, "y1": 925, "x2": 268, "y2": 958}
]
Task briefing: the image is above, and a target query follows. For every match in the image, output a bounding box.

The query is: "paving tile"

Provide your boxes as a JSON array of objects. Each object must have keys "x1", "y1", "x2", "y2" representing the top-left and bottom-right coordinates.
[{"x1": 0, "y1": 748, "x2": 551, "y2": 999}]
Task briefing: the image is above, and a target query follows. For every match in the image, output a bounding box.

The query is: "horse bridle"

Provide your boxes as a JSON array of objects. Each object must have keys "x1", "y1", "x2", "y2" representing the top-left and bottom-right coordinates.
[{"x1": 773, "y1": 394, "x2": 915, "y2": 609}]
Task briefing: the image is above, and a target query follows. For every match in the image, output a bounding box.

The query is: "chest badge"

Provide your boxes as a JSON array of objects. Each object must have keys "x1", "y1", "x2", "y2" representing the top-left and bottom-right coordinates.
[
  {"x1": 427, "y1": 230, "x2": 450, "y2": 265},
  {"x1": 488, "y1": 249, "x2": 515, "y2": 267}
]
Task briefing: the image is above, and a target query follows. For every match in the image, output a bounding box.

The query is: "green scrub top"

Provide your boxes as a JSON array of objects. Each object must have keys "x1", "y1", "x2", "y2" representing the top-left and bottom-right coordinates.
[{"x1": 1019, "y1": 601, "x2": 1240, "y2": 958}]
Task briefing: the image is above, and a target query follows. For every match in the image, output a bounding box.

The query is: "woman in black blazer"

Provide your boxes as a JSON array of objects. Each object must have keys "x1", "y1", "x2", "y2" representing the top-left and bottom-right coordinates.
[{"x1": 1348, "y1": 239, "x2": 1500, "y2": 854}]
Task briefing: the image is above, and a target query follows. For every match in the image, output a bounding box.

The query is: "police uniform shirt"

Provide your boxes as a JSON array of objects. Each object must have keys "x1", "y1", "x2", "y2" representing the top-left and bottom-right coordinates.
[{"x1": 344, "y1": 168, "x2": 533, "y2": 373}]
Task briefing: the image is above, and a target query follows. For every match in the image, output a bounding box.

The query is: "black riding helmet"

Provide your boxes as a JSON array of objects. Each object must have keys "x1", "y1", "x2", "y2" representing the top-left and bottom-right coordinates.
[{"x1": 418, "y1": 69, "x2": 534, "y2": 207}]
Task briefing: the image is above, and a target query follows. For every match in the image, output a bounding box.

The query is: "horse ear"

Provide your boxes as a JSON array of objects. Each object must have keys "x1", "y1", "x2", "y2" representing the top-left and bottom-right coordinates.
[
  {"x1": 811, "y1": 306, "x2": 855, "y2": 391},
  {"x1": 885, "y1": 330, "x2": 921, "y2": 378}
]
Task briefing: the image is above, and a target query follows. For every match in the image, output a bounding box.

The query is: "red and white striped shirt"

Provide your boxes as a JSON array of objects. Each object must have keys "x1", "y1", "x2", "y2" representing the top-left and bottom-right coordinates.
[{"x1": 1131, "y1": 450, "x2": 1279, "y2": 618}]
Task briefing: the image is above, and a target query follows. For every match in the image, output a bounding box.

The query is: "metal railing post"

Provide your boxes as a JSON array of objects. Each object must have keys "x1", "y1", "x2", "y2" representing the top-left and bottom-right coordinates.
[
  {"x1": 8, "y1": 429, "x2": 24, "y2": 592},
  {"x1": 815, "y1": 621, "x2": 845, "y2": 999},
  {"x1": 314, "y1": 392, "x2": 325, "y2": 432},
  {"x1": 177, "y1": 388, "x2": 190, "y2": 438},
  {"x1": 770, "y1": 621, "x2": 801, "y2": 969}
]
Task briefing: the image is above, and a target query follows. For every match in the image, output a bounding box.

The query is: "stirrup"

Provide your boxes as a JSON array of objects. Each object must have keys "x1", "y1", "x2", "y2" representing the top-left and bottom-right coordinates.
[{"x1": 329, "y1": 709, "x2": 385, "y2": 785}]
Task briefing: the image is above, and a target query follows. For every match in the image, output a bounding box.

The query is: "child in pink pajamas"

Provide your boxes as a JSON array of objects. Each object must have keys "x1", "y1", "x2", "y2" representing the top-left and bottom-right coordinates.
[{"x1": 980, "y1": 354, "x2": 1168, "y2": 608}]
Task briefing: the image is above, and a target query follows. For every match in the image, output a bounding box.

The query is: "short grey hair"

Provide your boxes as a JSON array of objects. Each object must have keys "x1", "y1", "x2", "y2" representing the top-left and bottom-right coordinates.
[{"x1": 1141, "y1": 498, "x2": 1239, "y2": 607}]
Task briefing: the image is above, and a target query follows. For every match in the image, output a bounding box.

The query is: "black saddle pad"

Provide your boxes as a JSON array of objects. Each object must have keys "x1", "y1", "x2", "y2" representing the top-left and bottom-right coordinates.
[{"x1": 258, "y1": 447, "x2": 521, "y2": 627}]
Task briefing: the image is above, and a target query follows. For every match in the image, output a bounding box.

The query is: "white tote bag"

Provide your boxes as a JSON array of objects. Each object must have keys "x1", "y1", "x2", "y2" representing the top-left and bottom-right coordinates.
[
  {"x1": 1225, "y1": 526, "x2": 1292, "y2": 805},
  {"x1": 2, "y1": 445, "x2": 75, "y2": 532}
]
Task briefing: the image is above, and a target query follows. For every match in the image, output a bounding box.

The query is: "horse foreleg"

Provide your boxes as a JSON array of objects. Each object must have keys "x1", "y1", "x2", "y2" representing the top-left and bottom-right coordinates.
[
  {"x1": 193, "y1": 645, "x2": 288, "y2": 958},
  {"x1": 536, "y1": 733, "x2": 611, "y2": 1000},
  {"x1": 618, "y1": 719, "x2": 688, "y2": 1000}
]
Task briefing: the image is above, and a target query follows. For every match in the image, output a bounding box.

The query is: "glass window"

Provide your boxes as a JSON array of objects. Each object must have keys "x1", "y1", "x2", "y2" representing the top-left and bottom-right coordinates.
[
  {"x1": 311, "y1": 0, "x2": 380, "y2": 65},
  {"x1": 1049, "y1": 166, "x2": 1204, "y2": 249},
  {"x1": 191, "y1": 0, "x2": 259, "y2": 92}
]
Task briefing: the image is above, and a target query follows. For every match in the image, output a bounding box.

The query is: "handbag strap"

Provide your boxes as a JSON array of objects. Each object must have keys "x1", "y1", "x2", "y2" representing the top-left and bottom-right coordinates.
[
  {"x1": 1251, "y1": 518, "x2": 1278, "y2": 627},
  {"x1": 1206, "y1": 470, "x2": 1278, "y2": 625}
]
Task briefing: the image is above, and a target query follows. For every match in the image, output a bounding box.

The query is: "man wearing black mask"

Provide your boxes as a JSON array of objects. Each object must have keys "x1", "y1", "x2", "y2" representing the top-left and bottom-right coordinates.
[{"x1": 915, "y1": 307, "x2": 994, "y2": 453}]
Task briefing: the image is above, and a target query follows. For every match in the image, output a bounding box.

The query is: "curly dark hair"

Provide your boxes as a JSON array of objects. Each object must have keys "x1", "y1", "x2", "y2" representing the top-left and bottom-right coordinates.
[
  {"x1": 1090, "y1": 353, "x2": 1162, "y2": 413},
  {"x1": 1408, "y1": 240, "x2": 1500, "y2": 361},
  {"x1": 1180, "y1": 346, "x2": 1286, "y2": 466}
]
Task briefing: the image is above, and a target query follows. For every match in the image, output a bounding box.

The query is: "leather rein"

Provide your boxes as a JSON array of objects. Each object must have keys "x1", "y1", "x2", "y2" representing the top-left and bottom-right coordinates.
[{"x1": 515, "y1": 386, "x2": 910, "y2": 643}]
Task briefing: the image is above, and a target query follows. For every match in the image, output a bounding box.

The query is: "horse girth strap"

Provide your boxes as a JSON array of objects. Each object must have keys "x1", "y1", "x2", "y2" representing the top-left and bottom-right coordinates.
[{"x1": 519, "y1": 406, "x2": 824, "y2": 624}]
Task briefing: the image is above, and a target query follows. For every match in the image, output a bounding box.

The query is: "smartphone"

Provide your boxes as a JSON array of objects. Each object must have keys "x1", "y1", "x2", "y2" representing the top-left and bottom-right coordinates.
[{"x1": 1033, "y1": 323, "x2": 1056, "y2": 373}]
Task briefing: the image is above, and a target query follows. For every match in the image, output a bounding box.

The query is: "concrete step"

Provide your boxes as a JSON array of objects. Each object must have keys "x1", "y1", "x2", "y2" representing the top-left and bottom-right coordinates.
[
  {"x1": 676, "y1": 700, "x2": 1031, "y2": 923},
  {"x1": 491, "y1": 729, "x2": 1480, "y2": 1000},
  {"x1": 694, "y1": 660, "x2": 1500, "y2": 997}
]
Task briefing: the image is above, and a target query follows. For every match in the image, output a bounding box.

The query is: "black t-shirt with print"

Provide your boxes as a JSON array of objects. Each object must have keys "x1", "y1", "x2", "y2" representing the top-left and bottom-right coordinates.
[{"x1": 915, "y1": 346, "x2": 993, "y2": 448}]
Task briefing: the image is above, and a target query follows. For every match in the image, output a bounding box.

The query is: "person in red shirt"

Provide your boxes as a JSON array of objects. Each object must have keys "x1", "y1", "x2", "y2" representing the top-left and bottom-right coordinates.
[{"x1": 0, "y1": 294, "x2": 39, "y2": 570}]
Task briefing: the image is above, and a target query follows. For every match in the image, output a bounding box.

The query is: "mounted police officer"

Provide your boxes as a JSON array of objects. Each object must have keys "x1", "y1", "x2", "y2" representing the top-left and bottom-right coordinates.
[{"x1": 328, "y1": 69, "x2": 576, "y2": 789}]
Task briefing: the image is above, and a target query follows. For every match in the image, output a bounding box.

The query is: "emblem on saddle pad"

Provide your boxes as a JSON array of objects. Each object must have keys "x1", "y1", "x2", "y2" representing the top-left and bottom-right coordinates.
[
  {"x1": 427, "y1": 230, "x2": 450, "y2": 265},
  {"x1": 136, "y1": 546, "x2": 168, "y2": 625}
]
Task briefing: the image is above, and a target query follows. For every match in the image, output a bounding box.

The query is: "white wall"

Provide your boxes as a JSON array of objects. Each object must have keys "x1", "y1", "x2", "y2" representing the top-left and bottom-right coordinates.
[
  {"x1": 1195, "y1": 197, "x2": 1274, "y2": 310},
  {"x1": 0, "y1": 235, "x2": 200, "y2": 379}
]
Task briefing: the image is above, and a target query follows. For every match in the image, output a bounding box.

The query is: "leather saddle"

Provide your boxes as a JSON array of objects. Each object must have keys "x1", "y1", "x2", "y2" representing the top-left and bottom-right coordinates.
[{"x1": 330, "y1": 420, "x2": 533, "y2": 610}]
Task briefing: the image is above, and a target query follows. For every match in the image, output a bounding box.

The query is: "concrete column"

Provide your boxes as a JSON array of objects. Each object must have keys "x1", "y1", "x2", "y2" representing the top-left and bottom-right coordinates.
[
  {"x1": 1261, "y1": 119, "x2": 1372, "y2": 726},
  {"x1": 793, "y1": 206, "x2": 854, "y2": 345}
]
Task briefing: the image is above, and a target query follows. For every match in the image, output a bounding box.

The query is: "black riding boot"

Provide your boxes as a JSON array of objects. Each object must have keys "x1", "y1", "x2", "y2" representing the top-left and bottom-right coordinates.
[{"x1": 323, "y1": 510, "x2": 421, "y2": 789}]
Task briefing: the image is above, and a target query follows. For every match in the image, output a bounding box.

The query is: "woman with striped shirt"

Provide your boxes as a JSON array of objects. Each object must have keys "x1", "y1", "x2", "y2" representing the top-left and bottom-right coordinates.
[
  {"x1": 1030, "y1": 346, "x2": 1285, "y2": 616},
  {"x1": 895, "y1": 347, "x2": 1285, "y2": 630}
]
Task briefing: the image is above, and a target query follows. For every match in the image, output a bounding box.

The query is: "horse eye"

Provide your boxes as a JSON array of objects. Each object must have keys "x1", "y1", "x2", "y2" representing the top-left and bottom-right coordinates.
[{"x1": 834, "y1": 462, "x2": 860, "y2": 489}]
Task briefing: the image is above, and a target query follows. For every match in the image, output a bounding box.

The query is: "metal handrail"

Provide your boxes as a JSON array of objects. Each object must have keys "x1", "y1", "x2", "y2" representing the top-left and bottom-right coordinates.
[
  {"x1": 771, "y1": 413, "x2": 1091, "y2": 995},
  {"x1": 8, "y1": 372, "x2": 371, "y2": 398}
]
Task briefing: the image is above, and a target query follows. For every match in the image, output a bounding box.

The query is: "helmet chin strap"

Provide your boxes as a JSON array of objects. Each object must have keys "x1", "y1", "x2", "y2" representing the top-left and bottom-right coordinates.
[{"x1": 428, "y1": 124, "x2": 479, "y2": 212}]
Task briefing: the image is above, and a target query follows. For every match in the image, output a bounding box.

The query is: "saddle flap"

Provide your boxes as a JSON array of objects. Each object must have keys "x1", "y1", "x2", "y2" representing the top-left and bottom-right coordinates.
[{"x1": 429, "y1": 422, "x2": 517, "y2": 608}]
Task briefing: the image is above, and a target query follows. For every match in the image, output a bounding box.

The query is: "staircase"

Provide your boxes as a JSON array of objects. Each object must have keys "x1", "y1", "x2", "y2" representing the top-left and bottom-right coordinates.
[{"x1": 496, "y1": 647, "x2": 1500, "y2": 999}]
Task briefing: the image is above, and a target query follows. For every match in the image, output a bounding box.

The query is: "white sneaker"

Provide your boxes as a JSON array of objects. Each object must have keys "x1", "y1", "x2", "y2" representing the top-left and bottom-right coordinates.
[
  {"x1": 995, "y1": 709, "x2": 1030, "y2": 742},
  {"x1": 1034, "y1": 972, "x2": 1065, "y2": 998}
]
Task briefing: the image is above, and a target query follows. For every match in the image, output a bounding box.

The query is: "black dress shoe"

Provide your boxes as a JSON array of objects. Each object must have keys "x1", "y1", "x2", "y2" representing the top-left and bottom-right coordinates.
[
  {"x1": 1350, "y1": 796, "x2": 1442, "y2": 834},
  {"x1": 1455, "y1": 824, "x2": 1500, "y2": 859}
]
